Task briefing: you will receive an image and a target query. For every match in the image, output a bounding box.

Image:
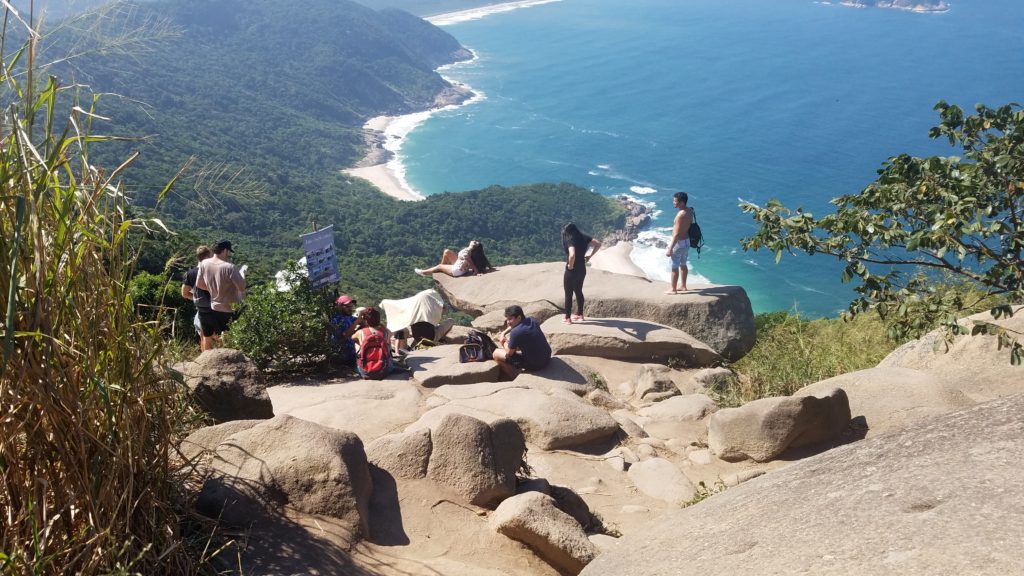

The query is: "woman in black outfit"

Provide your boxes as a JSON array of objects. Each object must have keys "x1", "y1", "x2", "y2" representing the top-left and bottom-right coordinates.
[{"x1": 561, "y1": 223, "x2": 602, "y2": 324}]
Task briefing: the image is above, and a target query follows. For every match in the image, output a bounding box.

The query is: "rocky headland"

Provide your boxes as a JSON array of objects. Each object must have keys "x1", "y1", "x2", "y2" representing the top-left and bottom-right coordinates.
[{"x1": 601, "y1": 195, "x2": 653, "y2": 246}]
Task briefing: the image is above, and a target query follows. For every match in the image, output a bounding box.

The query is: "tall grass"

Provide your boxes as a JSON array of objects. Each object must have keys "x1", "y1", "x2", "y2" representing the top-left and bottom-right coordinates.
[
  {"x1": 0, "y1": 10, "x2": 199, "y2": 575},
  {"x1": 726, "y1": 311, "x2": 902, "y2": 404},
  {"x1": 726, "y1": 280, "x2": 1014, "y2": 405}
]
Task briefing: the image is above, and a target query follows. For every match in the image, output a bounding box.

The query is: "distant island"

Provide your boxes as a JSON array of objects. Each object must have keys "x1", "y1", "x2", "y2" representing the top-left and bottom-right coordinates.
[{"x1": 834, "y1": 0, "x2": 949, "y2": 12}]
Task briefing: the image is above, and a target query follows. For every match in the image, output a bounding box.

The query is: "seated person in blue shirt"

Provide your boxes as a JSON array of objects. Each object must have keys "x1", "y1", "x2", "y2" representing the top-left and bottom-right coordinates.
[
  {"x1": 329, "y1": 294, "x2": 359, "y2": 366},
  {"x1": 492, "y1": 304, "x2": 552, "y2": 380}
]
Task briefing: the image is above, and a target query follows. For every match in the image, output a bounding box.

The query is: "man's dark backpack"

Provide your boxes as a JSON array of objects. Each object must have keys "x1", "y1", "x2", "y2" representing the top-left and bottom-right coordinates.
[
  {"x1": 687, "y1": 209, "x2": 704, "y2": 257},
  {"x1": 459, "y1": 329, "x2": 498, "y2": 363},
  {"x1": 358, "y1": 327, "x2": 391, "y2": 379}
]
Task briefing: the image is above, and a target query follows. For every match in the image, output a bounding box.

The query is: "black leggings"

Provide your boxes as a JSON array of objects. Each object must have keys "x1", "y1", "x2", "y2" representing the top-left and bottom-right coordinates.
[{"x1": 563, "y1": 265, "x2": 587, "y2": 317}]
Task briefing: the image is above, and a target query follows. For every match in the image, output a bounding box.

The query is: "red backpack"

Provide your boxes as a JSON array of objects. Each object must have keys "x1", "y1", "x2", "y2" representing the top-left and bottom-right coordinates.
[{"x1": 358, "y1": 327, "x2": 391, "y2": 379}]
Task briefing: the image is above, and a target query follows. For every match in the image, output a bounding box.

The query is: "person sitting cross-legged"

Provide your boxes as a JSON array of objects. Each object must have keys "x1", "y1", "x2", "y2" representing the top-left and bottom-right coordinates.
[{"x1": 492, "y1": 304, "x2": 551, "y2": 380}]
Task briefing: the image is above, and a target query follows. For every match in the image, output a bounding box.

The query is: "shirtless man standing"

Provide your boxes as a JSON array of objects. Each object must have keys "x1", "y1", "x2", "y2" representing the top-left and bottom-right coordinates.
[{"x1": 665, "y1": 191, "x2": 694, "y2": 294}]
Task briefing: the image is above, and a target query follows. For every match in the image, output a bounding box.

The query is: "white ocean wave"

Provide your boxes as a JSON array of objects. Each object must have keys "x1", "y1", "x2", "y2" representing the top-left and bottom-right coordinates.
[
  {"x1": 579, "y1": 127, "x2": 621, "y2": 138},
  {"x1": 785, "y1": 279, "x2": 828, "y2": 294},
  {"x1": 629, "y1": 185, "x2": 657, "y2": 195},
  {"x1": 630, "y1": 240, "x2": 711, "y2": 285},
  {"x1": 619, "y1": 194, "x2": 657, "y2": 211},
  {"x1": 596, "y1": 164, "x2": 610, "y2": 170},
  {"x1": 427, "y1": 0, "x2": 562, "y2": 26}
]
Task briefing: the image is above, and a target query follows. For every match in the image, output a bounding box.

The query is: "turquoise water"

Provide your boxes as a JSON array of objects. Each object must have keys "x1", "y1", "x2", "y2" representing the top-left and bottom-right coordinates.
[{"x1": 400, "y1": 0, "x2": 1023, "y2": 317}]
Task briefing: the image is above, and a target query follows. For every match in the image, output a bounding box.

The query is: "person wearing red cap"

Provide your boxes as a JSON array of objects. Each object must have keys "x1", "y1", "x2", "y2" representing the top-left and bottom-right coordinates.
[{"x1": 329, "y1": 294, "x2": 359, "y2": 366}]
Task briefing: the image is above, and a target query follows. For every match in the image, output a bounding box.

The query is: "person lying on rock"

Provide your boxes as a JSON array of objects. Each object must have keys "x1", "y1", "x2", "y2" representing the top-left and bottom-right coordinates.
[
  {"x1": 492, "y1": 305, "x2": 551, "y2": 380},
  {"x1": 415, "y1": 240, "x2": 481, "y2": 277}
]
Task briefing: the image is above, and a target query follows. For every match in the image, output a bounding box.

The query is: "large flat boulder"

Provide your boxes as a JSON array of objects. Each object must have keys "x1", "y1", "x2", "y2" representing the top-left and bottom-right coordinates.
[
  {"x1": 541, "y1": 317, "x2": 722, "y2": 366},
  {"x1": 434, "y1": 262, "x2": 755, "y2": 361},
  {"x1": 582, "y1": 394, "x2": 1024, "y2": 576},
  {"x1": 409, "y1": 385, "x2": 620, "y2": 450},
  {"x1": 267, "y1": 379, "x2": 422, "y2": 443},
  {"x1": 405, "y1": 344, "x2": 501, "y2": 387},
  {"x1": 511, "y1": 356, "x2": 600, "y2": 396},
  {"x1": 878, "y1": 306, "x2": 1024, "y2": 402}
]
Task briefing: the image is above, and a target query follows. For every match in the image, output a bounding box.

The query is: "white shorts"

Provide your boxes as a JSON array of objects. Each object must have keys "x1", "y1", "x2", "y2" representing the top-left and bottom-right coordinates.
[{"x1": 671, "y1": 239, "x2": 690, "y2": 269}]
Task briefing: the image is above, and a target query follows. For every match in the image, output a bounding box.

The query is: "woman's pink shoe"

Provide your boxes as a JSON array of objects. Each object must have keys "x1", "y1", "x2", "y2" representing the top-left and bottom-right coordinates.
[
  {"x1": 571, "y1": 314, "x2": 585, "y2": 322},
  {"x1": 562, "y1": 317, "x2": 572, "y2": 324}
]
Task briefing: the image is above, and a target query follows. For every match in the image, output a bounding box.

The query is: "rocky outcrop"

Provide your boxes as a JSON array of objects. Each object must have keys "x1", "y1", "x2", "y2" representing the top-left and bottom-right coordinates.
[
  {"x1": 490, "y1": 491, "x2": 598, "y2": 575},
  {"x1": 794, "y1": 366, "x2": 974, "y2": 438},
  {"x1": 433, "y1": 262, "x2": 756, "y2": 361},
  {"x1": 878, "y1": 305, "x2": 1024, "y2": 402},
  {"x1": 600, "y1": 195, "x2": 653, "y2": 245},
  {"x1": 196, "y1": 415, "x2": 372, "y2": 537},
  {"x1": 707, "y1": 388, "x2": 851, "y2": 462},
  {"x1": 582, "y1": 394, "x2": 1024, "y2": 576},
  {"x1": 182, "y1": 348, "x2": 274, "y2": 422},
  {"x1": 542, "y1": 317, "x2": 722, "y2": 366}
]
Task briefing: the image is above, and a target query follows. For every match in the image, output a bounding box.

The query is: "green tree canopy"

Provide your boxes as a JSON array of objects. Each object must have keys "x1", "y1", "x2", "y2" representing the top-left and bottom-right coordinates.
[{"x1": 740, "y1": 101, "x2": 1023, "y2": 364}]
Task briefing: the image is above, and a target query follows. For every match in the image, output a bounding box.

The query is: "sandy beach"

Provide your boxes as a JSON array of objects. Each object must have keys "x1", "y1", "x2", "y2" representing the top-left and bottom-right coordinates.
[
  {"x1": 343, "y1": 161, "x2": 422, "y2": 202},
  {"x1": 588, "y1": 241, "x2": 649, "y2": 279}
]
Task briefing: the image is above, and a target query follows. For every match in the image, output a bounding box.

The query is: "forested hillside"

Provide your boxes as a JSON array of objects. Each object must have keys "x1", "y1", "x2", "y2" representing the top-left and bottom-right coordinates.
[{"x1": 26, "y1": 0, "x2": 623, "y2": 302}]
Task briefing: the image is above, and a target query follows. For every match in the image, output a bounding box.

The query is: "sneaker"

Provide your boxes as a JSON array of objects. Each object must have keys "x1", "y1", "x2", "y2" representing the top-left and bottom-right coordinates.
[
  {"x1": 571, "y1": 314, "x2": 585, "y2": 322},
  {"x1": 414, "y1": 268, "x2": 428, "y2": 276},
  {"x1": 562, "y1": 317, "x2": 572, "y2": 324}
]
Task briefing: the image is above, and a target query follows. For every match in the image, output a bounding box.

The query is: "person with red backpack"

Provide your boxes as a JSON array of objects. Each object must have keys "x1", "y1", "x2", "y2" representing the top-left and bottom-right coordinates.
[{"x1": 351, "y1": 306, "x2": 393, "y2": 379}]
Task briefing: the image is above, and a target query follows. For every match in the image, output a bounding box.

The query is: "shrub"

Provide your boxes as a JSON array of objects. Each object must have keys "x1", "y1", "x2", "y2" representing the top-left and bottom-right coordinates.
[
  {"x1": 729, "y1": 311, "x2": 900, "y2": 402},
  {"x1": 129, "y1": 270, "x2": 196, "y2": 339},
  {"x1": 227, "y1": 264, "x2": 337, "y2": 371}
]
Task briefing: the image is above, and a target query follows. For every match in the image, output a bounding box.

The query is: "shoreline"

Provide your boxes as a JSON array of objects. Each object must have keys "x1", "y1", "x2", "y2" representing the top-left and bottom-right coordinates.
[{"x1": 344, "y1": 0, "x2": 562, "y2": 202}]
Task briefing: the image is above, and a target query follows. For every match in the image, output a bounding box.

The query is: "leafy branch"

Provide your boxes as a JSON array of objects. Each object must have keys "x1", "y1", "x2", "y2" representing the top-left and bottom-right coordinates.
[{"x1": 740, "y1": 101, "x2": 1024, "y2": 365}]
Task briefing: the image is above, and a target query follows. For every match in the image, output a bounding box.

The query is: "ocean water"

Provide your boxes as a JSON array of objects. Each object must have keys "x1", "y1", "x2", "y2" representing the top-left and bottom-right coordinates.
[{"x1": 388, "y1": 0, "x2": 1023, "y2": 317}]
